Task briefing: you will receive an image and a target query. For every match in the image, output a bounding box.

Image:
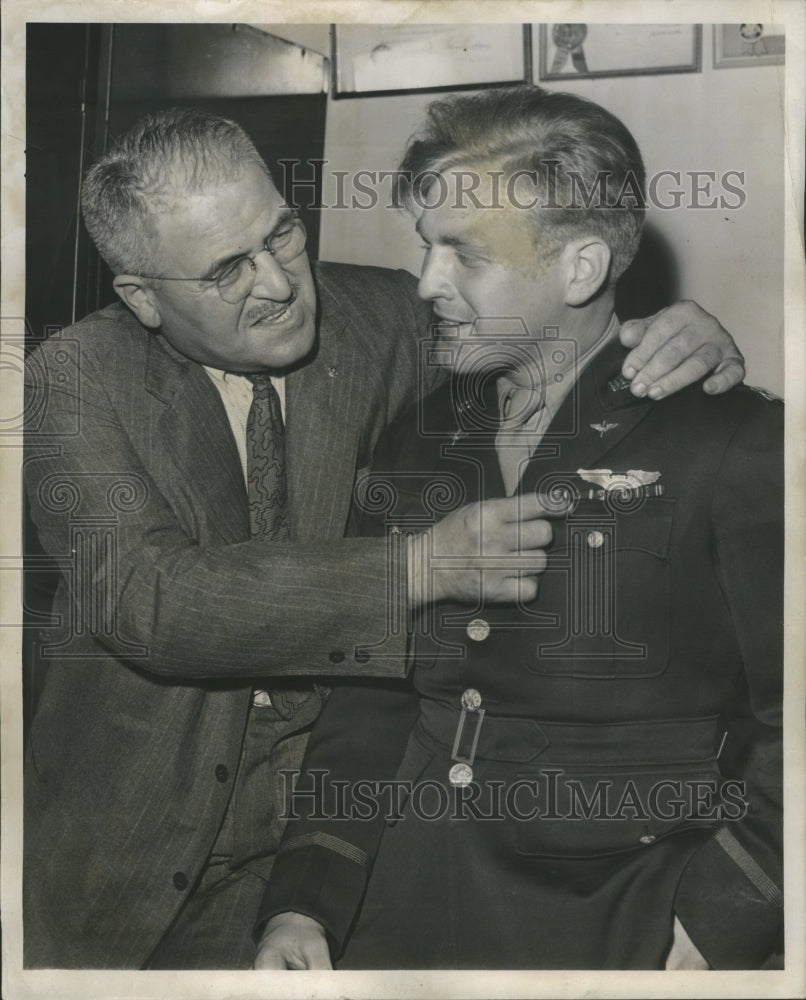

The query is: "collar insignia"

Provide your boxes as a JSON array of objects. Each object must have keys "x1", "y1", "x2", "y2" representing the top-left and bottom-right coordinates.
[{"x1": 590, "y1": 421, "x2": 619, "y2": 437}]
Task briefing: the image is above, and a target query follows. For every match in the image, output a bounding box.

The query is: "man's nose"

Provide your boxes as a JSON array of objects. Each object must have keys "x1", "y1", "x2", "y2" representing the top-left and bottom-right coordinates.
[
  {"x1": 250, "y1": 250, "x2": 294, "y2": 301},
  {"x1": 417, "y1": 249, "x2": 453, "y2": 303}
]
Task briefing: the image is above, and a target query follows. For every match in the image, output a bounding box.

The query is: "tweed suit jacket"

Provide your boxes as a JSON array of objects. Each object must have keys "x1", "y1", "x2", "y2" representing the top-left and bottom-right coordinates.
[
  {"x1": 258, "y1": 333, "x2": 783, "y2": 970},
  {"x1": 23, "y1": 262, "x2": 436, "y2": 967}
]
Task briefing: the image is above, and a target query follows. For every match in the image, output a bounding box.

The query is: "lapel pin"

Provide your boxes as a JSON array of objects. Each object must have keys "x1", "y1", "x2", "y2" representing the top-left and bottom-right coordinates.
[{"x1": 328, "y1": 366, "x2": 339, "y2": 378}]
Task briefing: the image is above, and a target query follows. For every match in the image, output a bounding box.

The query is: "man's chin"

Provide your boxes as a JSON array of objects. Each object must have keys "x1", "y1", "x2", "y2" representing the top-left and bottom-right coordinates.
[{"x1": 256, "y1": 322, "x2": 317, "y2": 373}]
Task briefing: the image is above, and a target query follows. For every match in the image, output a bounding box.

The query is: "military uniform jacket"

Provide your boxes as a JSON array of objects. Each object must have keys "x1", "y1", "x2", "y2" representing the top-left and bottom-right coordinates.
[
  {"x1": 258, "y1": 335, "x2": 783, "y2": 970},
  {"x1": 23, "y1": 262, "x2": 437, "y2": 967}
]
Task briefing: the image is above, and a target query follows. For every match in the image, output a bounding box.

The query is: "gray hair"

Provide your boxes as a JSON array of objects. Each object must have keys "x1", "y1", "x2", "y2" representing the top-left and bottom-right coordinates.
[{"x1": 81, "y1": 107, "x2": 269, "y2": 275}]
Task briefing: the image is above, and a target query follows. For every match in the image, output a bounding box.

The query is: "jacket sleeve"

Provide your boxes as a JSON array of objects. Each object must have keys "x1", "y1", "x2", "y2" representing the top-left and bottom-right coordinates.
[
  {"x1": 673, "y1": 396, "x2": 784, "y2": 968},
  {"x1": 23, "y1": 265, "x2": 434, "y2": 683},
  {"x1": 254, "y1": 675, "x2": 421, "y2": 955}
]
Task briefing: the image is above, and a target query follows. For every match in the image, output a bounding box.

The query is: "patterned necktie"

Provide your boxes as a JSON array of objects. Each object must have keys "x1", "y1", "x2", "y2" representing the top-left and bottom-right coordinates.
[
  {"x1": 246, "y1": 374, "x2": 289, "y2": 541},
  {"x1": 246, "y1": 375, "x2": 312, "y2": 720}
]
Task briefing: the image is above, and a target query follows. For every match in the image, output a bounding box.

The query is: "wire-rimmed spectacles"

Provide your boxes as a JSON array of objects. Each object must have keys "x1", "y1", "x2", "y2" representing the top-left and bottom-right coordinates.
[{"x1": 135, "y1": 211, "x2": 307, "y2": 304}]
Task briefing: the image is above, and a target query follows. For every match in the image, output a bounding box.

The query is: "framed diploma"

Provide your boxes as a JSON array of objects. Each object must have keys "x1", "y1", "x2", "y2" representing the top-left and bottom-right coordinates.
[
  {"x1": 332, "y1": 23, "x2": 529, "y2": 97},
  {"x1": 537, "y1": 23, "x2": 701, "y2": 81},
  {"x1": 714, "y1": 24, "x2": 785, "y2": 68}
]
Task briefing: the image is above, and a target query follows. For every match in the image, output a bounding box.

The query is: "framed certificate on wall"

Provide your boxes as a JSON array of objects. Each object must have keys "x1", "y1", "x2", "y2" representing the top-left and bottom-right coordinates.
[
  {"x1": 537, "y1": 23, "x2": 701, "y2": 80},
  {"x1": 714, "y1": 24, "x2": 785, "y2": 68},
  {"x1": 332, "y1": 23, "x2": 529, "y2": 97}
]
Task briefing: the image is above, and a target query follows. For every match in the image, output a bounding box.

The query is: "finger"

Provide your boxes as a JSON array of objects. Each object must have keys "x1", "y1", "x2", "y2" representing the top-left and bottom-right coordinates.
[
  {"x1": 621, "y1": 301, "x2": 728, "y2": 386},
  {"x1": 620, "y1": 307, "x2": 685, "y2": 379},
  {"x1": 485, "y1": 572, "x2": 541, "y2": 604},
  {"x1": 304, "y1": 938, "x2": 334, "y2": 970},
  {"x1": 253, "y1": 946, "x2": 290, "y2": 970},
  {"x1": 474, "y1": 551, "x2": 548, "y2": 575},
  {"x1": 493, "y1": 492, "x2": 565, "y2": 524},
  {"x1": 477, "y1": 519, "x2": 552, "y2": 556},
  {"x1": 516, "y1": 519, "x2": 553, "y2": 551},
  {"x1": 636, "y1": 344, "x2": 722, "y2": 400},
  {"x1": 703, "y1": 356, "x2": 745, "y2": 395},
  {"x1": 618, "y1": 315, "x2": 652, "y2": 349}
]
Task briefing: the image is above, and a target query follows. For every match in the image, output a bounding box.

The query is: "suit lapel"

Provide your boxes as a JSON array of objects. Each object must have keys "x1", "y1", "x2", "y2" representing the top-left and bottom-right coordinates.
[
  {"x1": 285, "y1": 290, "x2": 368, "y2": 542},
  {"x1": 145, "y1": 335, "x2": 250, "y2": 543}
]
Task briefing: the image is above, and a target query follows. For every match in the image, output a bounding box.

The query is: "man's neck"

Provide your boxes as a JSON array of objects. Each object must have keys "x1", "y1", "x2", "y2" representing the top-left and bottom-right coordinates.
[{"x1": 504, "y1": 298, "x2": 617, "y2": 391}]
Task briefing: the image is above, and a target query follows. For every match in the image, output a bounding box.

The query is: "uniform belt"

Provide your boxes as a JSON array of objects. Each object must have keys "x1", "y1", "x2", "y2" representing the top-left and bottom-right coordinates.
[{"x1": 417, "y1": 700, "x2": 721, "y2": 767}]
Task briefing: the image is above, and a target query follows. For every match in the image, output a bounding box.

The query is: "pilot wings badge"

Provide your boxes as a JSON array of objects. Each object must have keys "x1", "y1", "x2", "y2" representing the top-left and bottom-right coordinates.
[
  {"x1": 590, "y1": 421, "x2": 618, "y2": 437},
  {"x1": 576, "y1": 468, "x2": 664, "y2": 500}
]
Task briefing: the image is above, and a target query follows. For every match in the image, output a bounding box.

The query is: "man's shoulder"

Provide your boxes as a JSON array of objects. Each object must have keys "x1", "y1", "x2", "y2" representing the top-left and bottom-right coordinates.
[
  {"x1": 657, "y1": 380, "x2": 783, "y2": 436},
  {"x1": 313, "y1": 260, "x2": 417, "y2": 294},
  {"x1": 313, "y1": 260, "x2": 422, "y2": 321},
  {"x1": 642, "y1": 382, "x2": 784, "y2": 482},
  {"x1": 28, "y1": 300, "x2": 150, "y2": 367}
]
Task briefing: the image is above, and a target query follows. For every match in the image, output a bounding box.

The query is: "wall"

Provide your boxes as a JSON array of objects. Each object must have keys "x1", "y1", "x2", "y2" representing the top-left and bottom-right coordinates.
[{"x1": 316, "y1": 25, "x2": 786, "y2": 395}]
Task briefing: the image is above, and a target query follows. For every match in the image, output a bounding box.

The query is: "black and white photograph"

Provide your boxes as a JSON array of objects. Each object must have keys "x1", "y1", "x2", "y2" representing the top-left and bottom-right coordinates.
[{"x1": 1, "y1": 3, "x2": 804, "y2": 999}]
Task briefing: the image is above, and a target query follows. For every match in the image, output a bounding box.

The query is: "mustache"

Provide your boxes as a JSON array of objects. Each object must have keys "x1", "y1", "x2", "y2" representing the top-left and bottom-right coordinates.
[{"x1": 245, "y1": 287, "x2": 298, "y2": 325}]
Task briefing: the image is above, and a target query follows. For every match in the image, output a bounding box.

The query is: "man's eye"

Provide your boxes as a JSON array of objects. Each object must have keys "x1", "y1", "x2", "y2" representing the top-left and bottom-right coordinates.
[
  {"x1": 455, "y1": 251, "x2": 484, "y2": 268},
  {"x1": 215, "y1": 258, "x2": 246, "y2": 286},
  {"x1": 268, "y1": 224, "x2": 295, "y2": 250}
]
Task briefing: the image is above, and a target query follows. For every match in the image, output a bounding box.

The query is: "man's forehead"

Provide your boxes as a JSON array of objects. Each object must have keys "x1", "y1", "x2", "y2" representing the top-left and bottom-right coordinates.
[
  {"x1": 415, "y1": 168, "x2": 549, "y2": 277},
  {"x1": 159, "y1": 159, "x2": 278, "y2": 210},
  {"x1": 151, "y1": 160, "x2": 284, "y2": 273}
]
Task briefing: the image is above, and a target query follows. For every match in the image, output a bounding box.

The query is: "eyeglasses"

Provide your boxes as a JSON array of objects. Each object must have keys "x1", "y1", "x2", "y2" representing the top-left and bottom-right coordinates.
[{"x1": 136, "y1": 212, "x2": 307, "y2": 304}]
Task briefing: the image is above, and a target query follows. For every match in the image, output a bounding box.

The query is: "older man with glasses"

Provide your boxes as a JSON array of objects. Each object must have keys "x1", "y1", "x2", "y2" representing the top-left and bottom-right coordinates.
[{"x1": 24, "y1": 105, "x2": 746, "y2": 969}]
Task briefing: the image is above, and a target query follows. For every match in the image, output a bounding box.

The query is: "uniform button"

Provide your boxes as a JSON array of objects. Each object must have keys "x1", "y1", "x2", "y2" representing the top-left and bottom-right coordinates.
[
  {"x1": 466, "y1": 618, "x2": 490, "y2": 641},
  {"x1": 449, "y1": 762, "x2": 474, "y2": 786},
  {"x1": 354, "y1": 650, "x2": 371, "y2": 664},
  {"x1": 215, "y1": 764, "x2": 229, "y2": 783},
  {"x1": 639, "y1": 834, "x2": 656, "y2": 845},
  {"x1": 329, "y1": 650, "x2": 345, "y2": 664},
  {"x1": 461, "y1": 688, "x2": 482, "y2": 712},
  {"x1": 172, "y1": 871, "x2": 189, "y2": 890},
  {"x1": 586, "y1": 530, "x2": 605, "y2": 549}
]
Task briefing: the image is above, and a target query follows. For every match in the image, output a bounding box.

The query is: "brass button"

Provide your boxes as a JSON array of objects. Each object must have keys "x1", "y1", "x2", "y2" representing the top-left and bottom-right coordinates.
[
  {"x1": 461, "y1": 688, "x2": 482, "y2": 712},
  {"x1": 449, "y1": 762, "x2": 474, "y2": 786},
  {"x1": 586, "y1": 530, "x2": 605, "y2": 549},
  {"x1": 466, "y1": 618, "x2": 490, "y2": 641}
]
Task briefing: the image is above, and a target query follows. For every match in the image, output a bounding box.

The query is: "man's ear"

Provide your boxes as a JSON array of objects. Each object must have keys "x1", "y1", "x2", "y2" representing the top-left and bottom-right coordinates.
[
  {"x1": 563, "y1": 239, "x2": 612, "y2": 306},
  {"x1": 113, "y1": 276, "x2": 163, "y2": 329}
]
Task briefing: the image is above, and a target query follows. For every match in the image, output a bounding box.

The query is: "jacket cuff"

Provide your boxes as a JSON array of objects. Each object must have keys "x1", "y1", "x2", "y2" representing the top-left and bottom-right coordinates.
[
  {"x1": 254, "y1": 840, "x2": 372, "y2": 958},
  {"x1": 674, "y1": 827, "x2": 783, "y2": 969}
]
